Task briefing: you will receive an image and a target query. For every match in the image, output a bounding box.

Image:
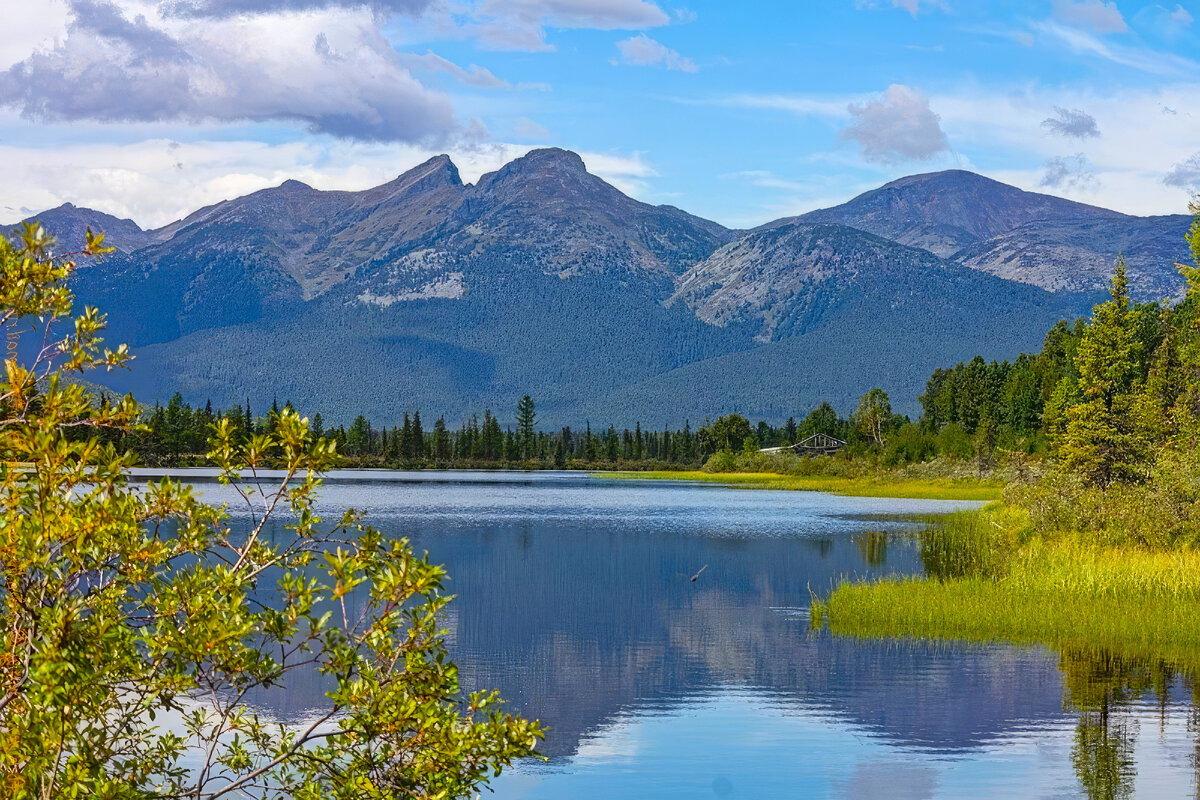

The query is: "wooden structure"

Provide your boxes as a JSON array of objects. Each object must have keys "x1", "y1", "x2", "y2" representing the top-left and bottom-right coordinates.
[{"x1": 759, "y1": 433, "x2": 847, "y2": 457}]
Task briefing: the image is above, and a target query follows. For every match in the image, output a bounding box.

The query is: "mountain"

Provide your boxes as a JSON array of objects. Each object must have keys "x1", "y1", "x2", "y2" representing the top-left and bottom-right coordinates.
[
  {"x1": 14, "y1": 151, "x2": 1187, "y2": 426},
  {"x1": 954, "y1": 214, "x2": 1192, "y2": 299},
  {"x1": 794, "y1": 169, "x2": 1124, "y2": 257},
  {"x1": 673, "y1": 222, "x2": 1048, "y2": 342},
  {"x1": 792, "y1": 170, "x2": 1191, "y2": 298},
  {"x1": 4, "y1": 203, "x2": 156, "y2": 254}
]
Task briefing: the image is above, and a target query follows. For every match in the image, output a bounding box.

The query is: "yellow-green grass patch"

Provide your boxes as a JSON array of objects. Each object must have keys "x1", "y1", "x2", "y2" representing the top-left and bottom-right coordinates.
[{"x1": 592, "y1": 470, "x2": 1002, "y2": 501}]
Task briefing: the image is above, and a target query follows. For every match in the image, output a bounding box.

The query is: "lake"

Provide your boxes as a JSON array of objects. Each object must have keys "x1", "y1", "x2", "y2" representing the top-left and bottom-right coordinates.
[{"x1": 152, "y1": 469, "x2": 1200, "y2": 799}]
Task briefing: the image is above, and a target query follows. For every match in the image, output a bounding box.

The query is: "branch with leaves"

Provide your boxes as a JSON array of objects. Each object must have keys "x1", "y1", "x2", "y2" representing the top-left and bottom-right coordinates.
[{"x1": 0, "y1": 224, "x2": 542, "y2": 799}]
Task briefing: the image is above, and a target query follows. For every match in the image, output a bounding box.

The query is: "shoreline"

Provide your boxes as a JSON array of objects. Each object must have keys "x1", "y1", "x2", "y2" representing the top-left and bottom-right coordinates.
[{"x1": 592, "y1": 470, "x2": 1004, "y2": 501}]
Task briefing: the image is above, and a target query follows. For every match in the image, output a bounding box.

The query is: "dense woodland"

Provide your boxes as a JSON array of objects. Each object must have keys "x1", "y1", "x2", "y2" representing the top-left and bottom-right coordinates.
[{"x1": 111, "y1": 392, "x2": 871, "y2": 468}]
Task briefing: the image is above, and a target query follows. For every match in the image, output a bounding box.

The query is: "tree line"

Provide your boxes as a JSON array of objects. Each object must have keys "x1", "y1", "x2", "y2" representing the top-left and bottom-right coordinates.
[{"x1": 107, "y1": 389, "x2": 904, "y2": 468}]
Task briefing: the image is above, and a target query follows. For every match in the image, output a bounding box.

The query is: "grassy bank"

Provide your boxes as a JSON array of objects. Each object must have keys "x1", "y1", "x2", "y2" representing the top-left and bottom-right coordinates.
[
  {"x1": 814, "y1": 504, "x2": 1200, "y2": 664},
  {"x1": 593, "y1": 470, "x2": 1003, "y2": 501}
]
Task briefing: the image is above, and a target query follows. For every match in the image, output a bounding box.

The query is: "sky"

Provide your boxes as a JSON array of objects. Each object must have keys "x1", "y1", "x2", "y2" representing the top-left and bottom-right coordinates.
[{"x1": 0, "y1": 0, "x2": 1198, "y2": 229}]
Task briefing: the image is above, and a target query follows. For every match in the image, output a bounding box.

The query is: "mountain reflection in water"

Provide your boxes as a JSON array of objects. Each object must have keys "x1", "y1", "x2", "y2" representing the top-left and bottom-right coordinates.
[{"x1": 159, "y1": 470, "x2": 1200, "y2": 799}]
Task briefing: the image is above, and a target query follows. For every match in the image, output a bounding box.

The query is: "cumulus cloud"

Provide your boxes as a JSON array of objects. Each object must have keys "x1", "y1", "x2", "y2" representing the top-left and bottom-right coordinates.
[
  {"x1": 1052, "y1": 0, "x2": 1128, "y2": 33},
  {"x1": 1041, "y1": 106, "x2": 1100, "y2": 138},
  {"x1": 1041, "y1": 153, "x2": 1099, "y2": 191},
  {"x1": 1164, "y1": 152, "x2": 1200, "y2": 188},
  {"x1": 839, "y1": 84, "x2": 950, "y2": 164},
  {"x1": 0, "y1": 0, "x2": 469, "y2": 142},
  {"x1": 614, "y1": 34, "x2": 697, "y2": 72}
]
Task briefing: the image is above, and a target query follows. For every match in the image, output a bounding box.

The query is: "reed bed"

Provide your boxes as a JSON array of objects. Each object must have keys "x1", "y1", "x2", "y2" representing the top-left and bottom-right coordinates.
[{"x1": 815, "y1": 505, "x2": 1200, "y2": 665}]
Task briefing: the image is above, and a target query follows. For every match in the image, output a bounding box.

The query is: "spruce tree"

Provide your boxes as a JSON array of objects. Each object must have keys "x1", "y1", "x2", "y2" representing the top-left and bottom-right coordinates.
[
  {"x1": 433, "y1": 417, "x2": 450, "y2": 461},
  {"x1": 412, "y1": 410, "x2": 426, "y2": 460},
  {"x1": 516, "y1": 395, "x2": 536, "y2": 457},
  {"x1": 1061, "y1": 259, "x2": 1145, "y2": 486}
]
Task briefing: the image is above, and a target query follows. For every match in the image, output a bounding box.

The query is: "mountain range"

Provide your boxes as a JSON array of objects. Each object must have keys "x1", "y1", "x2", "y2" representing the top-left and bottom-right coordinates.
[{"x1": 9, "y1": 148, "x2": 1193, "y2": 427}]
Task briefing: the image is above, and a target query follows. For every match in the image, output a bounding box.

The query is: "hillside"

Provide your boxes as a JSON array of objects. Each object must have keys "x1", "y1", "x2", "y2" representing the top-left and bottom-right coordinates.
[
  {"x1": 792, "y1": 170, "x2": 1190, "y2": 298},
  {"x1": 16, "y1": 151, "x2": 1185, "y2": 426}
]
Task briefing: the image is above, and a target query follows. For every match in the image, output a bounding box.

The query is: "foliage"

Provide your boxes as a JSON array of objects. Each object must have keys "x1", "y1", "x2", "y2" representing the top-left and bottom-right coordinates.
[
  {"x1": 1059, "y1": 259, "x2": 1146, "y2": 487},
  {"x1": 850, "y1": 388, "x2": 891, "y2": 446},
  {"x1": 0, "y1": 225, "x2": 541, "y2": 798}
]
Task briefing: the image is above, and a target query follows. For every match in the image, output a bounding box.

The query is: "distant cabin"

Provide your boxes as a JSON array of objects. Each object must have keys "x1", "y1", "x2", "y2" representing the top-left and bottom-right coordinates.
[{"x1": 759, "y1": 433, "x2": 847, "y2": 457}]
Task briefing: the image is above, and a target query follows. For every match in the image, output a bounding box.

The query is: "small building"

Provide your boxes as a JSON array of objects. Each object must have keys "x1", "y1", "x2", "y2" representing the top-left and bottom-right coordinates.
[{"x1": 759, "y1": 433, "x2": 847, "y2": 457}]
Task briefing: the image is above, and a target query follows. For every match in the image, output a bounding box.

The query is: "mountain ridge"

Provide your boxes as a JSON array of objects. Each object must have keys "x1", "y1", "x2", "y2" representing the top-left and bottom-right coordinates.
[{"x1": 9, "y1": 150, "x2": 1188, "y2": 425}]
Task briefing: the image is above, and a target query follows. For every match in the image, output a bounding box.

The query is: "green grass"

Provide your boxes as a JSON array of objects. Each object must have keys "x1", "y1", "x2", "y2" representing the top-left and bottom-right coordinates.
[
  {"x1": 592, "y1": 470, "x2": 1003, "y2": 501},
  {"x1": 815, "y1": 504, "x2": 1200, "y2": 667}
]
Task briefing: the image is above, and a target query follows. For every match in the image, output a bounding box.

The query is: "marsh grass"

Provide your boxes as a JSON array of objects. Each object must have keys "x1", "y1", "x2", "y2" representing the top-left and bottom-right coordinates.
[
  {"x1": 593, "y1": 470, "x2": 1003, "y2": 501},
  {"x1": 815, "y1": 504, "x2": 1200, "y2": 666}
]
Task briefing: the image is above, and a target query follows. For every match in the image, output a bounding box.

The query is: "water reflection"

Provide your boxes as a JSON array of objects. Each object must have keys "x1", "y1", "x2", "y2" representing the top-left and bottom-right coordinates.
[{"x1": 152, "y1": 471, "x2": 1200, "y2": 798}]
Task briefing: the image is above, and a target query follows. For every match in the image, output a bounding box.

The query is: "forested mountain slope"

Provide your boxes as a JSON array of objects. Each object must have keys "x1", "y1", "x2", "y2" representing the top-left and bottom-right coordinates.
[{"x1": 13, "y1": 150, "x2": 1180, "y2": 426}]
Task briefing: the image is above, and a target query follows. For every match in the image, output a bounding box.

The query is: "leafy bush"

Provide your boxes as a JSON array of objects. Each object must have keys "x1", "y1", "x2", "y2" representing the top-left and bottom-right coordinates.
[
  {"x1": 935, "y1": 423, "x2": 974, "y2": 460},
  {"x1": 882, "y1": 423, "x2": 937, "y2": 465},
  {"x1": 0, "y1": 225, "x2": 542, "y2": 797}
]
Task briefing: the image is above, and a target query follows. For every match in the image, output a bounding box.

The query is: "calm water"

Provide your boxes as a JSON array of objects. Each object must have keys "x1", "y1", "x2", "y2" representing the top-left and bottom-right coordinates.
[{"x1": 146, "y1": 470, "x2": 1200, "y2": 799}]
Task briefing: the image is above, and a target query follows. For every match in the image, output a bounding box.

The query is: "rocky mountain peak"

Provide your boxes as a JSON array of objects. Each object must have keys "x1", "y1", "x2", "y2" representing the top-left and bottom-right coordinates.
[{"x1": 473, "y1": 147, "x2": 597, "y2": 195}]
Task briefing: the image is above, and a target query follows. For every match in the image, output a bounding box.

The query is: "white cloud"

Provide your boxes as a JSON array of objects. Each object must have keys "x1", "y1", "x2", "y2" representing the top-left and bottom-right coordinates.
[
  {"x1": 1052, "y1": 0, "x2": 1128, "y2": 33},
  {"x1": 0, "y1": 0, "x2": 71, "y2": 71},
  {"x1": 715, "y1": 93, "x2": 855, "y2": 118},
  {"x1": 702, "y1": 82, "x2": 1200, "y2": 217},
  {"x1": 839, "y1": 84, "x2": 950, "y2": 164},
  {"x1": 1030, "y1": 20, "x2": 1197, "y2": 74},
  {"x1": 0, "y1": 133, "x2": 657, "y2": 228},
  {"x1": 931, "y1": 83, "x2": 1200, "y2": 213},
  {"x1": 0, "y1": 2, "x2": 465, "y2": 142},
  {"x1": 614, "y1": 34, "x2": 697, "y2": 72},
  {"x1": 393, "y1": 50, "x2": 510, "y2": 88}
]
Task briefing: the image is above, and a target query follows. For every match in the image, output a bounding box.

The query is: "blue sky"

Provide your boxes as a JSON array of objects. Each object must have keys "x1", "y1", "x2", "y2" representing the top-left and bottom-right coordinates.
[{"x1": 1, "y1": 0, "x2": 1198, "y2": 228}]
